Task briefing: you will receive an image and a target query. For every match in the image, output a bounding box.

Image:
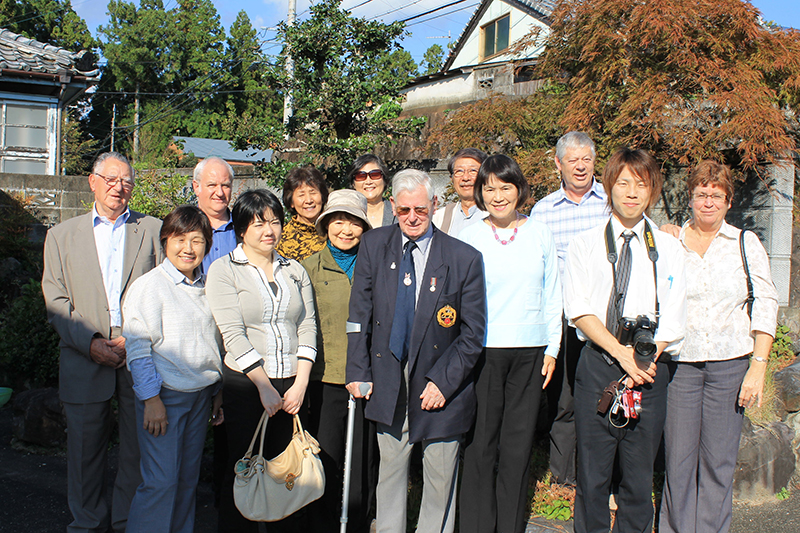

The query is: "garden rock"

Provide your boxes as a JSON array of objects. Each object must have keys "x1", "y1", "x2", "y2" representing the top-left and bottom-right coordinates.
[
  {"x1": 12, "y1": 388, "x2": 66, "y2": 447},
  {"x1": 734, "y1": 418, "x2": 795, "y2": 501},
  {"x1": 775, "y1": 359, "x2": 800, "y2": 413}
]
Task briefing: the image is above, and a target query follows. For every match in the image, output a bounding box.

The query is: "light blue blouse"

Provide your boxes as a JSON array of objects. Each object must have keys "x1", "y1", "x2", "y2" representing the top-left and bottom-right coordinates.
[{"x1": 459, "y1": 217, "x2": 562, "y2": 356}]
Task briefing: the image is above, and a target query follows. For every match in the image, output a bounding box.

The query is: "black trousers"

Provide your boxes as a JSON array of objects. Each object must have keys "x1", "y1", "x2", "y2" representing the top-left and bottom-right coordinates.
[
  {"x1": 217, "y1": 367, "x2": 307, "y2": 533},
  {"x1": 461, "y1": 347, "x2": 545, "y2": 533},
  {"x1": 306, "y1": 381, "x2": 377, "y2": 533},
  {"x1": 547, "y1": 322, "x2": 584, "y2": 485},
  {"x1": 573, "y1": 345, "x2": 669, "y2": 533}
]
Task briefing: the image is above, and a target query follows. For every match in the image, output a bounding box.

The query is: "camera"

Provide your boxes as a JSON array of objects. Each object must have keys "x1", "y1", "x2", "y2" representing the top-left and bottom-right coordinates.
[{"x1": 617, "y1": 315, "x2": 657, "y2": 363}]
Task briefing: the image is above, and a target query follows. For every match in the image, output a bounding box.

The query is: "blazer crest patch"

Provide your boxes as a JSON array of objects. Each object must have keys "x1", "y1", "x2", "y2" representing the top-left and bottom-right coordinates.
[{"x1": 437, "y1": 305, "x2": 457, "y2": 328}]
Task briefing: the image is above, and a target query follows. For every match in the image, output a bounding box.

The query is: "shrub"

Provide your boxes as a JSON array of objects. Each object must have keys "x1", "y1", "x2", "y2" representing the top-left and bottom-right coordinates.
[{"x1": 0, "y1": 279, "x2": 60, "y2": 389}]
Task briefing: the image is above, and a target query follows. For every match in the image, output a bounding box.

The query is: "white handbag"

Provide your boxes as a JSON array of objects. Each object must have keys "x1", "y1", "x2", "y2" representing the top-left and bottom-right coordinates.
[{"x1": 233, "y1": 412, "x2": 325, "y2": 521}]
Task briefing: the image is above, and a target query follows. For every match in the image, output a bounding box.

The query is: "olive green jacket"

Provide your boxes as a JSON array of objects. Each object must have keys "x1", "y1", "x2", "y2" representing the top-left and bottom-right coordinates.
[{"x1": 302, "y1": 246, "x2": 353, "y2": 384}]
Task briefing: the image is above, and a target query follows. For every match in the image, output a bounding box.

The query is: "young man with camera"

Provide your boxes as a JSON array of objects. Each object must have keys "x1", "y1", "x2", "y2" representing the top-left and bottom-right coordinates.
[{"x1": 563, "y1": 148, "x2": 686, "y2": 533}]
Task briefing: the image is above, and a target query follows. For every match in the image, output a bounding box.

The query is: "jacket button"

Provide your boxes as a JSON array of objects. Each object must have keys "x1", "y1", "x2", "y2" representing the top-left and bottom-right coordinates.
[
  {"x1": 375, "y1": 320, "x2": 380, "y2": 326},
  {"x1": 433, "y1": 344, "x2": 438, "y2": 350},
  {"x1": 376, "y1": 353, "x2": 382, "y2": 358},
  {"x1": 324, "y1": 281, "x2": 328, "y2": 285}
]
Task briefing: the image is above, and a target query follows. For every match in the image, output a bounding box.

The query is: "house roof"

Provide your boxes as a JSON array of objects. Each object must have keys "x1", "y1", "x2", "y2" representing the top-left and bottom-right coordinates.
[
  {"x1": 441, "y1": 0, "x2": 555, "y2": 72},
  {"x1": 0, "y1": 28, "x2": 99, "y2": 79},
  {"x1": 173, "y1": 136, "x2": 273, "y2": 164}
]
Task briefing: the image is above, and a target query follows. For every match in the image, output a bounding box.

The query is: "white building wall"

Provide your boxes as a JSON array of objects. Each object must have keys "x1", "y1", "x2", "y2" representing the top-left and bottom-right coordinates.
[{"x1": 449, "y1": 2, "x2": 550, "y2": 70}]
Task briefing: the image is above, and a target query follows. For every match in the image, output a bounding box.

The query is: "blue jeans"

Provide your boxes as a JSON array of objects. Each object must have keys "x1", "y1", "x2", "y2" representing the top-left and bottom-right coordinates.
[{"x1": 128, "y1": 385, "x2": 214, "y2": 533}]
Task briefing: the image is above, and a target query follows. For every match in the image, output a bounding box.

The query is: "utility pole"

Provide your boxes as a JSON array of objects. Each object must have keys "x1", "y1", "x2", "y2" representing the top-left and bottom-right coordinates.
[
  {"x1": 133, "y1": 83, "x2": 140, "y2": 161},
  {"x1": 282, "y1": 0, "x2": 296, "y2": 132},
  {"x1": 111, "y1": 103, "x2": 116, "y2": 152}
]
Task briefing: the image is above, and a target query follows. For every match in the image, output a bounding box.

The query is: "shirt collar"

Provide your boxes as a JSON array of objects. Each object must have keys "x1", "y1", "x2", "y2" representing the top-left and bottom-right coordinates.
[
  {"x1": 553, "y1": 179, "x2": 606, "y2": 206},
  {"x1": 92, "y1": 204, "x2": 130, "y2": 228},
  {"x1": 230, "y1": 243, "x2": 290, "y2": 267},
  {"x1": 401, "y1": 223, "x2": 434, "y2": 255},
  {"x1": 610, "y1": 214, "x2": 647, "y2": 243},
  {"x1": 679, "y1": 219, "x2": 737, "y2": 242},
  {"x1": 161, "y1": 258, "x2": 204, "y2": 286},
  {"x1": 213, "y1": 210, "x2": 234, "y2": 232}
]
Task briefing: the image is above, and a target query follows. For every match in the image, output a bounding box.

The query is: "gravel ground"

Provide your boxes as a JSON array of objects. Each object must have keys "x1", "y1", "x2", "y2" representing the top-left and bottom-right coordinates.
[{"x1": 1, "y1": 405, "x2": 797, "y2": 533}]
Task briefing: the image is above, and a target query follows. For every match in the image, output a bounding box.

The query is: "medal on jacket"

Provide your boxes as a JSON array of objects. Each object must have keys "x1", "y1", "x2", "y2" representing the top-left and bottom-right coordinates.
[
  {"x1": 390, "y1": 262, "x2": 396, "y2": 269},
  {"x1": 429, "y1": 277, "x2": 437, "y2": 292},
  {"x1": 403, "y1": 272, "x2": 412, "y2": 286}
]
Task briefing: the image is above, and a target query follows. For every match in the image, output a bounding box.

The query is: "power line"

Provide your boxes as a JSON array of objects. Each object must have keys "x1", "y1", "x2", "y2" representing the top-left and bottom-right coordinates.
[
  {"x1": 405, "y1": 3, "x2": 478, "y2": 26},
  {"x1": 400, "y1": 0, "x2": 470, "y2": 23}
]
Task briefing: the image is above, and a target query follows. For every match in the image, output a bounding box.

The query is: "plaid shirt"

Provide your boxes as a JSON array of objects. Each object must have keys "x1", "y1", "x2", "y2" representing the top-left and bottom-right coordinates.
[{"x1": 530, "y1": 180, "x2": 610, "y2": 278}]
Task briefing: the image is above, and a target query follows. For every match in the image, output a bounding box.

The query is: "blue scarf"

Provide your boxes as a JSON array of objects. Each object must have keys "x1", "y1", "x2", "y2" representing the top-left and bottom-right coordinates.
[{"x1": 328, "y1": 241, "x2": 358, "y2": 280}]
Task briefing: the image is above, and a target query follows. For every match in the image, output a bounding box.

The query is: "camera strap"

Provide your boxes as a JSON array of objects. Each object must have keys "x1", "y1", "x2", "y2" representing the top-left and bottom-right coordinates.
[{"x1": 604, "y1": 219, "x2": 660, "y2": 330}]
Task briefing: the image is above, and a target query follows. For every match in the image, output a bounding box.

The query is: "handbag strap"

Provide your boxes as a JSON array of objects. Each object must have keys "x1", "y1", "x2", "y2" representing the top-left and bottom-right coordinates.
[
  {"x1": 740, "y1": 229, "x2": 755, "y2": 319},
  {"x1": 293, "y1": 414, "x2": 310, "y2": 447},
  {"x1": 245, "y1": 410, "x2": 269, "y2": 459}
]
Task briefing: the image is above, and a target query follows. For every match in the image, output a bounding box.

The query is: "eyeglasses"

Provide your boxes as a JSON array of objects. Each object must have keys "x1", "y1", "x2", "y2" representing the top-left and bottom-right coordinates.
[
  {"x1": 95, "y1": 172, "x2": 134, "y2": 191},
  {"x1": 692, "y1": 193, "x2": 727, "y2": 204},
  {"x1": 395, "y1": 205, "x2": 430, "y2": 217},
  {"x1": 453, "y1": 168, "x2": 478, "y2": 178},
  {"x1": 354, "y1": 169, "x2": 384, "y2": 181}
]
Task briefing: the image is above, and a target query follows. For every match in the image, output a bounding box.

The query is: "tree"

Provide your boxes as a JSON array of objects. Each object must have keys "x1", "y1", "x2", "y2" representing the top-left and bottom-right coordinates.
[
  {"x1": 535, "y1": 0, "x2": 800, "y2": 171},
  {"x1": 231, "y1": 0, "x2": 425, "y2": 187},
  {"x1": 421, "y1": 44, "x2": 445, "y2": 75},
  {"x1": 0, "y1": 0, "x2": 96, "y2": 52},
  {"x1": 221, "y1": 12, "x2": 283, "y2": 141}
]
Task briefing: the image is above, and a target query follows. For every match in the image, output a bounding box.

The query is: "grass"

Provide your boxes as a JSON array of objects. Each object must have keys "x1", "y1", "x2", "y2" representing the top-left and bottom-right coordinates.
[{"x1": 745, "y1": 325, "x2": 797, "y2": 426}]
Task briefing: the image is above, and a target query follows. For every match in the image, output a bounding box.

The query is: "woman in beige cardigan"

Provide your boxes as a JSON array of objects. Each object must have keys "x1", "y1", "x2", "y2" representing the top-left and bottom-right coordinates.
[{"x1": 207, "y1": 189, "x2": 317, "y2": 533}]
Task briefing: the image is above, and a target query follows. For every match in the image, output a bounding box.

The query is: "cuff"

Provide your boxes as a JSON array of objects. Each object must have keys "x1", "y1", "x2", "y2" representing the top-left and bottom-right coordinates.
[
  {"x1": 235, "y1": 348, "x2": 263, "y2": 371},
  {"x1": 297, "y1": 344, "x2": 317, "y2": 363}
]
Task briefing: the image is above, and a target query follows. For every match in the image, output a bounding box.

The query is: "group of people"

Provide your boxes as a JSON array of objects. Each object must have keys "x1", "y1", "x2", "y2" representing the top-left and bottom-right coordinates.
[{"x1": 41, "y1": 129, "x2": 777, "y2": 533}]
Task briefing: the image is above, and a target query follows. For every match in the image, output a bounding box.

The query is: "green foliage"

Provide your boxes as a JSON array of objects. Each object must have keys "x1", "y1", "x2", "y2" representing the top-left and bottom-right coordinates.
[
  {"x1": 776, "y1": 487, "x2": 791, "y2": 500},
  {"x1": 770, "y1": 325, "x2": 795, "y2": 364},
  {"x1": 746, "y1": 324, "x2": 796, "y2": 425},
  {"x1": 531, "y1": 471, "x2": 575, "y2": 522},
  {"x1": 421, "y1": 44, "x2": 445, "y2": 75},
  {"x1": 0, "y1": 280, "x2": 60, "y2": 389},
  {"x1": 0, "y1": 192, "x2": 43, "y2": 275},
  {"x1": 228, "y1": 0, "x2": 425, "y2": 189},
  {"x1": 61, "y1": 107, "x2": 100, "y2": 175},
  {"x1": 0, "y1": 0, "x2": 96, "y2": 52},
  {"x1": 128, "y1": 169, "x2": 193, "y2": 219}
]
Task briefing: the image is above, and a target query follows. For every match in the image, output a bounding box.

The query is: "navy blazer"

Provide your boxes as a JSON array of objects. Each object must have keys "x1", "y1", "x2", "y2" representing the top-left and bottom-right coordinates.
[{"x1": 346, "y1": 224, "x2": 486, "y2": 443}]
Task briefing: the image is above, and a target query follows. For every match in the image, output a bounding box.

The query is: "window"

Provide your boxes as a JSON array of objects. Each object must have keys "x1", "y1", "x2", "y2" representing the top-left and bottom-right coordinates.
[
  {"x1": 482, "y1": 15, "x2": 510, "y2": 60},
  {"x1": 0, "y1": 101, "x2": 50, "y2": 174}
]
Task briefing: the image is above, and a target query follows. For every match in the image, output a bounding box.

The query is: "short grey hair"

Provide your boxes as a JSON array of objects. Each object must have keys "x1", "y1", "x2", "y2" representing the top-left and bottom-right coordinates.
[
  {"x1": 193, "y1": 156, "x2": 234, "y2": 183},
  {"x1": 392, "y1": 169, "x2": 434, "y2": 202},
  {"x1": 555, "y1": 131, "x2": 596, "y2": 162},
  {"x1": 92, "y1": 152, "x2": 133, "y2": 178}
]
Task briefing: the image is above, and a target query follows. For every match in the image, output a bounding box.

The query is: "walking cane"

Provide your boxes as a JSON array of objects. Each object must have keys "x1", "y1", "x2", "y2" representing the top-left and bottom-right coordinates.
[{"x1": 341, "y1": 383, "x2": 370, "y2": 533}]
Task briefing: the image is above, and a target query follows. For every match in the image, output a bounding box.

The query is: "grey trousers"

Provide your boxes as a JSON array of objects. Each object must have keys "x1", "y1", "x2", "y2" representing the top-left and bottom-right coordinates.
[
  {"x1": 63, "y1": 367, "x2": 141, "y2": 533},
  {"x1": 659, "y1": 357, "x2": 749, "y2": 533},
  {"x1": 375, "y1": 368, "x2": 461, "y2": 533}
]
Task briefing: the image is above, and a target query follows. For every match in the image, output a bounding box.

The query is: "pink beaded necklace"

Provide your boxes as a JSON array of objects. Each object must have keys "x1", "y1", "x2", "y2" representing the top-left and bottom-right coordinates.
[{"x1": 490, "y1": 212, "x2": 521, "y2": 245}]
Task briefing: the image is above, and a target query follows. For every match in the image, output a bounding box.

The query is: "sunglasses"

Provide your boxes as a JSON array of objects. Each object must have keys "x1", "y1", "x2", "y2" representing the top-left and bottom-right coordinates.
[
  {"x1": 354, "y1": 169, "x2": 384, "y2": 181},
  {"x1": 395, "y1": 205, "x2": 430, "y2": 217}
]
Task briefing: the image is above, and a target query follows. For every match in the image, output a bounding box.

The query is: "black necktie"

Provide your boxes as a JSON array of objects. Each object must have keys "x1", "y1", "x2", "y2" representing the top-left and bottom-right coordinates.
[
  {"x1": 607, "y1": 232, "x2": 634, "y2": 336},
  {"x1": 390, "y1": 241, "x2": 417, "y2": 361}
]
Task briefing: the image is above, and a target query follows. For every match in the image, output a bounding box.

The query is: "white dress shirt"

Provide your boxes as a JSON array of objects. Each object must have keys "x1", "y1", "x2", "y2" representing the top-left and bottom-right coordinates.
[
  {"x1": 92, "y1": 205, "x2": 129, "y2": 327},
  {"x1": 676, "y1": 221, "x2": 778, "y2": 362},
  {"x1": 564, "y1": 215, "x2": 687, "y2": 355}
]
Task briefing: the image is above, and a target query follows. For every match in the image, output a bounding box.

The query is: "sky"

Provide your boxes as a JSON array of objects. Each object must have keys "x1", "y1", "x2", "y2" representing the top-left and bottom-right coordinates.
[{"x1": 71, "y1": 0, "x2": 800, "y2": 67}]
